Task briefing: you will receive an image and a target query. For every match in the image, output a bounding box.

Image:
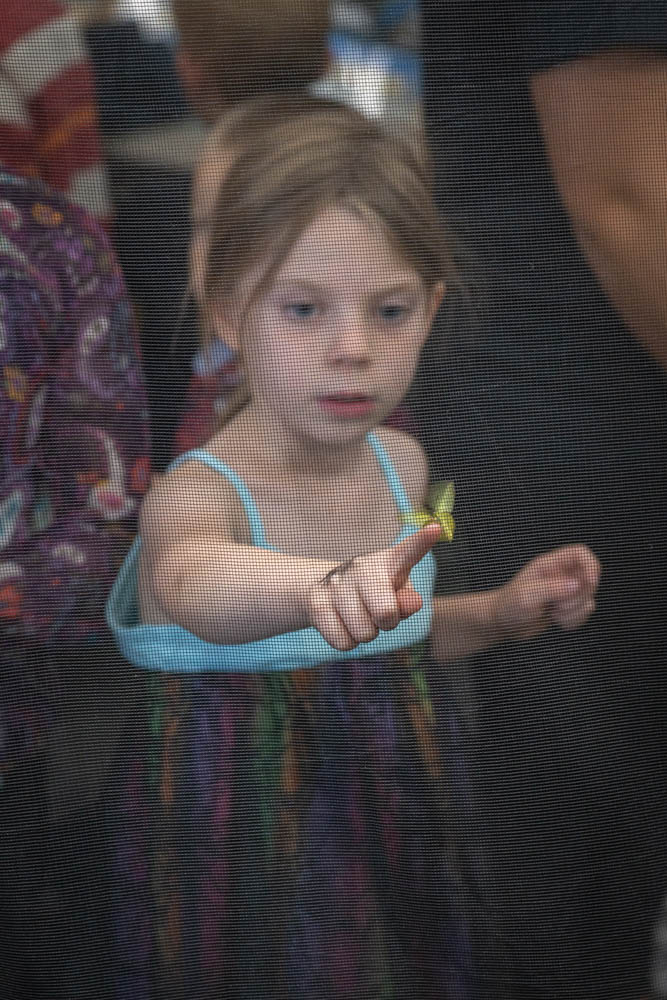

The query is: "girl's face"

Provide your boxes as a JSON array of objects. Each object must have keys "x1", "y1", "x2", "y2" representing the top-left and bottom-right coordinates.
[{"x1": 213, "y1": 205, "x2": 443, "y2": 455}]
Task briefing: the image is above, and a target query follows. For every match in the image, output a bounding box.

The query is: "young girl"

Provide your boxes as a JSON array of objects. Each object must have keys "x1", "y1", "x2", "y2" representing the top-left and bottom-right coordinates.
[
  {"x1": 174, "y1": 94, "x2": 422, "y2": 457},
  {"x1": 107, "y1": 105, "x2": 599, "y2": 999}
]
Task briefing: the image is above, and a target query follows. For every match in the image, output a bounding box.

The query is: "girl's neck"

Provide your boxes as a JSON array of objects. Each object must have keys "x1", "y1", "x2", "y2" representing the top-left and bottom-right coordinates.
[{"x1": 216, "y1": 407, "x2": 374, "y2": 483}]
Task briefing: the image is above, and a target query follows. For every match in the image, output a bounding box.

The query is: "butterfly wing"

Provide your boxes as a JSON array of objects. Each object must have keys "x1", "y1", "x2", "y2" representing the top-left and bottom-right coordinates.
[
  {"x1": 400, "y1": 510, "x2": 437, "y2": 529},
  {"x1": 400, "y1": 481, "x2": 456, "y2": 542},
  {"x1": 430, "y1": 480, "x2": 456, "y2": 542},
  {"x1": 429, "y1": 480, "x2": 455, "y2": 516}
]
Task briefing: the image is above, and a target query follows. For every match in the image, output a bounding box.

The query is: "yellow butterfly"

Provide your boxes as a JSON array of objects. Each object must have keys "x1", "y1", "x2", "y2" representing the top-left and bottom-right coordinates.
[{"x1": 401, "y1": 481, "x2": 456, "y2": 542}]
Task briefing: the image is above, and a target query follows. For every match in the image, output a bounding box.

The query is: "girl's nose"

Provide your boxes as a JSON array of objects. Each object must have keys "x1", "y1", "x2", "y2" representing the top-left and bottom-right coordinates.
[{"x1": 329, "y1": 317, "x2": 372, "y2": 364}]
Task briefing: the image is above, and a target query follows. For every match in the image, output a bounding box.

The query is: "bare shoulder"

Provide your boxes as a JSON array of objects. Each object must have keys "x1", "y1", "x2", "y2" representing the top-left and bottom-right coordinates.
[
  {"x1": 373, "y1": 426, "x2": 429, "y2": 508},
  {"x1": 138, "y1": 458, "x2": 249, "y2": 554}
]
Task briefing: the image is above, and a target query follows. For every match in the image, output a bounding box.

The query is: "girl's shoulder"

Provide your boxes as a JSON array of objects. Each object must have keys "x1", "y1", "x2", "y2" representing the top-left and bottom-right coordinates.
[
  {"x1": 372, "y1": 426, "x2": 429, "y2": 509},
  {"x1": 138, "y1": 457, "x2": 251, "y2": 552}
]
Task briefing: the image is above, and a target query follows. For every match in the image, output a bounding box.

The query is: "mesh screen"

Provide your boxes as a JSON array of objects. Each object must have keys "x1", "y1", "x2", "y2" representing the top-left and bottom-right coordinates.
[{"x1": 1, "y1": 2, "x2": 666, "y2": 998}]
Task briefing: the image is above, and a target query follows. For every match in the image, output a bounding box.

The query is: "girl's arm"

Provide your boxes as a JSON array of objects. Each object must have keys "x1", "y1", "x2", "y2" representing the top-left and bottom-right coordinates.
[
  {"x1": 151, "y1": 533, "x2": 338, "y2": 645},
  {"x1": 431, "y1": 591, "x2": 502, "y2": 663},
  {"x1": 431, "y1": 544, "x2": 601, "y2": 664},
  {"x1": 141, "y1": 468, "x2": 439, "y2": 647}
]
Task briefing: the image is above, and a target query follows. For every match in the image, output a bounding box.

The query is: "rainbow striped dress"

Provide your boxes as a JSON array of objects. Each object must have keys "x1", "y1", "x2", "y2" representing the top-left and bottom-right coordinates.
[{"x1": 106, "y1": 434, "x2": 472, "y2": 999}]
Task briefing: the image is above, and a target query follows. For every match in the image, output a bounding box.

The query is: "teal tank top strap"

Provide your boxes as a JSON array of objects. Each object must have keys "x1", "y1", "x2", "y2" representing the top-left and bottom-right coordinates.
[
  {"x1": 366, "y1": 431, "x2": 412, "y2": 514},
  {"x1": 168, "y1": 435, "x2": 410, "y2": 547},
  {"x1": 169, "y1": 448, "x2": 270, "y2": 548}
]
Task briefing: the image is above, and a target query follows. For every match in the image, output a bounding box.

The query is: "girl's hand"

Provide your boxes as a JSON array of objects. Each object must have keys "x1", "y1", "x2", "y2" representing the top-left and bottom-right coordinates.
[
  {"x1": 493, "y1": 543, "x2": 601, "y2": 641},
  {"x1": 308, "y1": 523, "x2": 441, "y2": 651}
]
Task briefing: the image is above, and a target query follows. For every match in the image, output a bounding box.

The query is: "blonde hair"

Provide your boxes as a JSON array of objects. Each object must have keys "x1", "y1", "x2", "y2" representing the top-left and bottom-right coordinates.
[
  {"x1": 202, "y1": 101, "x2": 454, "y2": 421},
  {"x1": 190, "y1": 96, "x2": 347, "y2": 325},
  {"x1": 172, "y1": 0, "x2": 328, "y2": 106},
  {"x1": 199, "y1": 94, "x2": 347, "y2": 168}
]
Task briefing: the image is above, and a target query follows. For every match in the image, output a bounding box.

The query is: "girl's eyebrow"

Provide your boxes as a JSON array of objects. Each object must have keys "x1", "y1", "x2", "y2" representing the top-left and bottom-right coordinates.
[
  {"x1": 274, "y1": 278, "x2": 423, "y2": 296},
  {"x1": 371, "y1": 281, "x2": 423, "y2": 297},
  {"x1": 272, "y1": 279, "x2": 323, "y2": 294}
]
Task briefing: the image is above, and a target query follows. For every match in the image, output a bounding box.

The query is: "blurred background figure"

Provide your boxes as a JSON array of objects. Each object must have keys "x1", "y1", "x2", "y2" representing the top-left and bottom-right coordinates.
[
  {"x1": 419, "y1": 2, "x2": 667, "y2": 998},
  {"x1": 0, "y1": 0, "x2": 112, "y2": 223},
  {"x1": 172, "y1": 0, "x2": 329, "y2": 125},
  {"x1": 0, "y1": 169, "x2": 149, "y2": 998}
]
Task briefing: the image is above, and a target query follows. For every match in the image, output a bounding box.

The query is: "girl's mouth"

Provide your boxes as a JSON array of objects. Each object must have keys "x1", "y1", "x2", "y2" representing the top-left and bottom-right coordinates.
[{"x1": 317, "y1": 394, "x2": 376, "y2": 418}]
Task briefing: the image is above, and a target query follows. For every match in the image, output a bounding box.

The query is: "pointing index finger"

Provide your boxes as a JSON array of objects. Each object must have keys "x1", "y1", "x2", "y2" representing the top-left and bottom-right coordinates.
[{"x1": 387, "y1": 523, "x2": 441, "y2": 587}]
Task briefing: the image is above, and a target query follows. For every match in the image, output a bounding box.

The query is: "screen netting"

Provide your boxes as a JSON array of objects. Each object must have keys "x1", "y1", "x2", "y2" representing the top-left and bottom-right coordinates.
[{"x1": 1, "y1": 2, "x2": 666, "y2": 998}]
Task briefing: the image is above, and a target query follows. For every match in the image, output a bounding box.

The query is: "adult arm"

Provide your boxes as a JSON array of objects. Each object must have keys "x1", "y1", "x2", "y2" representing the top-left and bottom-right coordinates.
[{"x1": 530, "y1": 48, "x2": 667, "y2": 371}]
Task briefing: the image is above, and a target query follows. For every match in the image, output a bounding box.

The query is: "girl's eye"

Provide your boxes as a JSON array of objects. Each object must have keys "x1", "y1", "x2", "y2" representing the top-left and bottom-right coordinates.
[
  {"x1": 285, "y1": 302, "x2": 318, "y2": 319},
  {"x1": 379, "y1": 303, "x2": 410, "y2": 322}
]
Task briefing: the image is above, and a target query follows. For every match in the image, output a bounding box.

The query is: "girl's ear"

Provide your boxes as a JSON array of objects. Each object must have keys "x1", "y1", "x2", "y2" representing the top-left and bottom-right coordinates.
[{"x1": 427, "y1": 281, "x2": 446, "y2": 326}]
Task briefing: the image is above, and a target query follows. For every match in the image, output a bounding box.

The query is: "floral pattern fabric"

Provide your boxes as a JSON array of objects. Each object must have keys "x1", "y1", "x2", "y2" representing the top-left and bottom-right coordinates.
[{"x1": 0, "y1": 170, "x2": 149, "y2": 785}]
